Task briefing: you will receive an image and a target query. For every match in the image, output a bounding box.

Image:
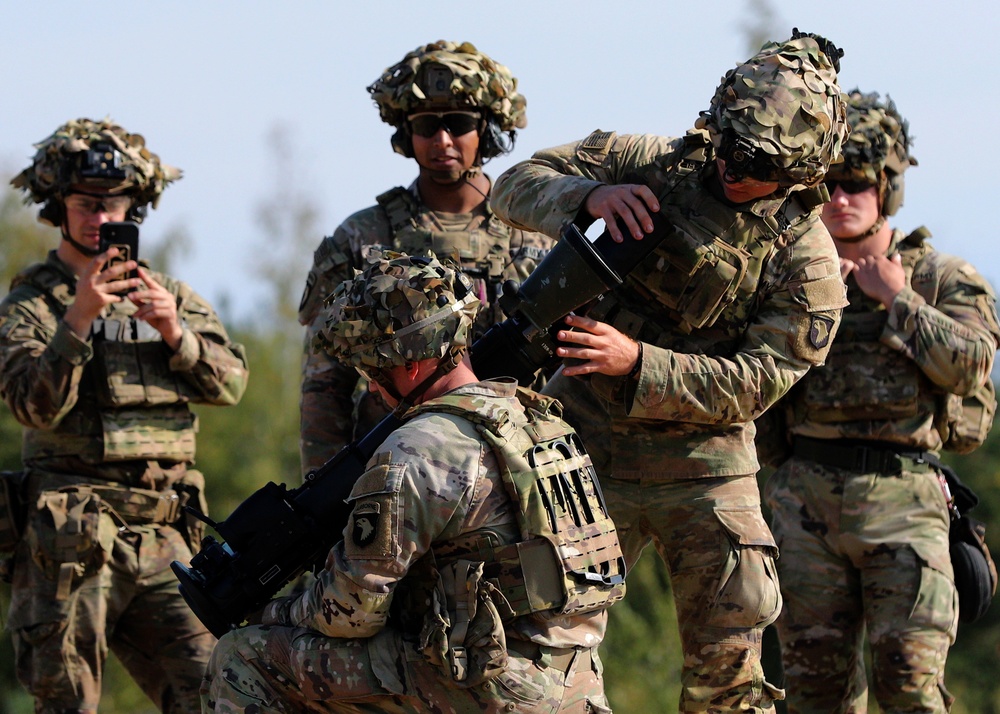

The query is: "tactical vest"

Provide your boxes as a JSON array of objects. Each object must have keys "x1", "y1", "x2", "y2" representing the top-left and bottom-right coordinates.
[
  {"x1": 793, "y1": 228, "x2": 997, "y2": 453},
  {"x1": 586, "y1": 130, "x2": 824, "y2": 352},
  {"x1": 14, "y1": 261, "x2": 199, "y2": 465},
  {"x1": 409, "y1": 387, "x2": 626, "y2": 618},
  {"x1": 375, "y1": 187, "x2": 518, "y2": 330}
]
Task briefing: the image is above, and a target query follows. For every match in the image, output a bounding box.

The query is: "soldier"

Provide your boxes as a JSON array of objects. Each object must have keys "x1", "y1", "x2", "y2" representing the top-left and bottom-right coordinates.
[
  {"x1": 297, "y1": 39, "x2": 553, "y2": 474},
  {"x1": 203, "y1": 252, "x2": 624, "y2": 713},
  {"x1": 490, "y1": 31, "x2": 850, "y2": 712},
  {"x1": 1, "y1": 118, "x2": 249, "y2": 712},
  {"x1": 759, "y1": 91, "x2": 1000, "y2": 712}
]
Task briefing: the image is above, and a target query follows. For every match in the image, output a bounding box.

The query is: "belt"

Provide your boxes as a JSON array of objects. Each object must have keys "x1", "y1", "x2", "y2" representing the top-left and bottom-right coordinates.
[
  {"x1": 507, "y1": 640, "x2": 593, "y2": 673},
  {"x1": 792, "y1": 436, "x2": 933, "y2": 474}
]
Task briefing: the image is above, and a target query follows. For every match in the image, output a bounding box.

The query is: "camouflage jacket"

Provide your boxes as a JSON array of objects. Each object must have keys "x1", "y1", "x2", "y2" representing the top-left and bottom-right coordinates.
[
  {"x1": 297, "y1": 180, "x2": 554, "y2": 473},
  {"x1": 0, "y1": 251, "x2": 248, "y2": 483},
  {"x1": 266, "y1": 379, "x2": 607, "y2": 649},
  {"x1": 491, "y1": 130, "x2": 848, "y2": 478},
  {"x1": 767, "y1": 228, "x2": 1000, "y2": 456}
]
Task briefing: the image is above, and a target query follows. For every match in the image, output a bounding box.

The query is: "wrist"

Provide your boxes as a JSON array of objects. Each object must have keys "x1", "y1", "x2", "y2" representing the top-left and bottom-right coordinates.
[{"x1": 628, "y1": 341, "x2": 643, "y2": 380}]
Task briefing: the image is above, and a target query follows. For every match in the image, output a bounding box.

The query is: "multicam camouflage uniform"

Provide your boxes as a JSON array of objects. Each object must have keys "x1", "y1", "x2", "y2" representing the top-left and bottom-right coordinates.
[
  {"x1": 491, "y1": 32, "x2": 850, "y2": 712},
  {"x1": 760, "y1": 92, "x2": 1000, "y2": 713},
  {"x1": 205, "y1": 254, "x2": 619, "y2": 713},
  {"x1": 297, "y1": 40, "x2": 552, "y2": 474},
  {"x1": 1, "y1": 118, "x2": 249, "y2": 713}
]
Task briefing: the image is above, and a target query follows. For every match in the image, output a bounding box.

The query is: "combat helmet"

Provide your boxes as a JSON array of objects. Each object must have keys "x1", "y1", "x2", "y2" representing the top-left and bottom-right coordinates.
[
  {"x1": 11, "y1": 117, "x2": 181, "y2": 227},
  {"x1": 700, "y1": 28, "x2": 849, "y2": 191},
  {"x1": 318, "y1": 250, "x2": 481, "y2": 404},
  {"x1": 825, "y1": 90, "x2": 916, "y2": 216},
  {"x1": 367, "y1": 40, "x2": 527, "y2": 161}
]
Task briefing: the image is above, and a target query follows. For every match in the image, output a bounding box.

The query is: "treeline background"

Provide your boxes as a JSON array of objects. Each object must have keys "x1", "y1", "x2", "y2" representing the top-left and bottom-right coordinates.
[{"x1": 1, "y1": 152, "x2": 998, "y2": 713}]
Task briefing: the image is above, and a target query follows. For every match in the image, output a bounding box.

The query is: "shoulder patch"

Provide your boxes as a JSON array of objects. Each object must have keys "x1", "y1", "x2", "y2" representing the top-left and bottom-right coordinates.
[{"x1": 581, "y1": 130, "x2": 614, "y2": 152}]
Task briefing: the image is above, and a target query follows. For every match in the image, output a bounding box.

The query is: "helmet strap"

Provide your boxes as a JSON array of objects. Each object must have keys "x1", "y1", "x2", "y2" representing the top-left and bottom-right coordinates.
[
  {"x1": 60, "y1": 221, "x2": 101, "y2": 257},
  {"x1": 835, "y1": 215, "x2": 886, "y2": 244},
  {"x1": 390, "y1": 346, "x2": 467, "y2": 416}
]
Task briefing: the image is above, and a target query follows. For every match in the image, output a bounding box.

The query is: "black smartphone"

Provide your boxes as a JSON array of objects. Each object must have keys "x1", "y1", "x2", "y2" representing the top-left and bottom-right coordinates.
[{"x1": 98, "y1": 221, "x2": 140, "y2": 293}]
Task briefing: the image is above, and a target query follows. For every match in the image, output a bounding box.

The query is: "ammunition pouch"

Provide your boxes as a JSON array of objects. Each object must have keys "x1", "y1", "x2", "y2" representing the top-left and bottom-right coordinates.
[
  {"x1": 418, "y1": 559, "x2": 509, "y2": 687},
  {"x1": 25, "y1": 485, "x2": 118, "y2": 600},
  {"x1": 935, "y1": 379, "x2": 997, "y2": 455}
]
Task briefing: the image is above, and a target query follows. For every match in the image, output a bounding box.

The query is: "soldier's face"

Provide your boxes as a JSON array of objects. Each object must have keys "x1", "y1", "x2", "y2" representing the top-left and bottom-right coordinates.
[
  {"x1": 714, "y1": 159, "x2": 779, "y2": 203},
  {"x1": 63, "y1": 185, "x2": 130, "y2": 253},
  {"x1": 822, "y1": 182, "x2": 880, "y2": 239},
  {"x1": 410, "y1": 113, "x2": 481, "y2": 184}
]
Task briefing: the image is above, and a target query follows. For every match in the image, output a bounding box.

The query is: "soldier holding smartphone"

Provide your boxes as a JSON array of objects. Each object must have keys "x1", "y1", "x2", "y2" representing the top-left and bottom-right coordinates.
[{"x1": 0, "y1": 118, "x2": 249, "y2": 713}]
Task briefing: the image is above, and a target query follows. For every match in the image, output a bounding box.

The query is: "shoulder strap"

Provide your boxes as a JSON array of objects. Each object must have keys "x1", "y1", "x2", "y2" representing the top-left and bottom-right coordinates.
[
  {"x1": 376, "y1": 186, "x2": 420, "y2": 238},
  {"x1": 11, "y1": 261, "x2": 74, "y2": 318}
]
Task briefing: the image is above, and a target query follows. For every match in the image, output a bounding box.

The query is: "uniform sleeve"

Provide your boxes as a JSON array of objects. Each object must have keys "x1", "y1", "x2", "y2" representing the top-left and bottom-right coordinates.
[
  {"x1": 0, "y1": 295, "x2": 92, "y2": 429},
  {"x1": 881, "y1": 252, "x2": 1000, "y2": 395},
  {"x1": 298, "y1": 227, "x2": 360, "y2": 474},
  {"x1": 506, "y1": 227, "x2": 556, "y2": 282},
  {"x1": 167, "y1": 278, "x2": 249, "y2": 406},
  {"x1": 625, "y1": 219, "x2": 848, "y2": 424},
  {"x1": 492, "y1": 132, "x2": 680, "y2": 238},
  {"x1": 268, "y1": 426, "x2": 484, "y2": 638}
]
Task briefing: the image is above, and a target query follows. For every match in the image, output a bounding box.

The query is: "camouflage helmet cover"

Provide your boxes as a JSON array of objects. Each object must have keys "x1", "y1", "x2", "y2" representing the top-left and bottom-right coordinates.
[
  {"x1": 318, "y1": 251, "x2": 481, "y2": 374},
  {"x1": 367, "y1": 40, "x2": 527, "y2": 133},
  {"x1": 825, "y1": 89, "x2": 916, "y2": 184},
  {"x1": 11, "y1": 117, "x2": 181, "y2": 216},
  {"x1": 703, "y1": 30, "x2": 849, "y2": 188}
]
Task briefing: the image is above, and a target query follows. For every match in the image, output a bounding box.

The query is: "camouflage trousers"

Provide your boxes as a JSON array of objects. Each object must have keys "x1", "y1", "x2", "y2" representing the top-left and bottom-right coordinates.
[
  {"x1": 202, "y1": 624, "x2": 612, "y2": 713},
  {"x1": 764, "y1": 456, "x2": 958, "y2": 713},
  {"x1": 603, "y1": 473, "x2": 785, "y2": 713},
  {"x1": 7, "y1": 478, "x2": 216, "y2": 712}
]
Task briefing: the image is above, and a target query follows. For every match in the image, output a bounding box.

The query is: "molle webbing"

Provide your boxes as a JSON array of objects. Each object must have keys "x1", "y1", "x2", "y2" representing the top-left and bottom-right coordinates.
[{"x1": 413, "y1": 389, "x2": 626, "y2": 617}]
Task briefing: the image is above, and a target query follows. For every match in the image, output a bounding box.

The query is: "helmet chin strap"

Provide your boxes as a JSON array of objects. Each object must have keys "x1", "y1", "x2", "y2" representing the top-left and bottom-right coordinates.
[
  {"x1": 385, "y1": 346, "x2": 467, "y2": 417},
  {"x1": 60, "y1": 223, "x2": 101, "y2": 257},
  {"x1": 835, "y1": 215, "x2": 886, "y2": 244}
]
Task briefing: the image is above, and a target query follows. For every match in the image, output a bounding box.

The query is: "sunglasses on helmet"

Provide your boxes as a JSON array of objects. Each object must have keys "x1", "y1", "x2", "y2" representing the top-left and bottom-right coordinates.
[
  {"x1": 408, "y1": 111, "x2": 481, "y2": 139},
  {"x1": 825, "y1": 179, "x2": 876, "y2": 195}
]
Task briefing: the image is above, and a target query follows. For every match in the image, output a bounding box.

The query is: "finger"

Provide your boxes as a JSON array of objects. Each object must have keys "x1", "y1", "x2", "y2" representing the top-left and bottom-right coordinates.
[
  {"x1": 136, "y1": 267, "x2": 160, "y2": 289},
  {"x1": 562, "y1": 313, "x2": 603, "y2": 333},
  {"x1": 556, "y1": 329, "x2": 599, "y2": 346}
]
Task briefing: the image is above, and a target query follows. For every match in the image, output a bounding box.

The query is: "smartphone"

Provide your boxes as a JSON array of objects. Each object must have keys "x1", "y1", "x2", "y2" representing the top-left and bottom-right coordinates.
[{"x1": 98, "y1": 221, "x2": 140, "y2": 293}]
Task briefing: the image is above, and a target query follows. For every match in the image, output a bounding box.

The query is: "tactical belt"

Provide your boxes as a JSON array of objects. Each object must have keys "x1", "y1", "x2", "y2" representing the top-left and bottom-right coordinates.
[
  {"x1": 506, "y1": 640, "x2": 594, "y2": 673},
  {"x1": 33, "y1": 474, "x2": 182, "y2": 525},
  {"x1": 90, "y1": 485, "x2": 181, "y2": 525},
  {"x1": 792, "y1": 436, "x2": 934, "y2": 475}
]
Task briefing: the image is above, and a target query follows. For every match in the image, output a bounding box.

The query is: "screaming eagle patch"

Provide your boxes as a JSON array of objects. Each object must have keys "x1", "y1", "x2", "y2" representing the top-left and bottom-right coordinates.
[
  {"x1": 809, "y1": 315, "x2": 834, "y2": 349},
  {"x1": 352, "y1": 502, "x2": 381, "y2": 548}
]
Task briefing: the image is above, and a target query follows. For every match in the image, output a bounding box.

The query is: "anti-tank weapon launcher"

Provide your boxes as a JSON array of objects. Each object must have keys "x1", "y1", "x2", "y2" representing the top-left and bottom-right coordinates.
[{"x1": 171, "y1": 214, "x2": 668, "y2": 637}]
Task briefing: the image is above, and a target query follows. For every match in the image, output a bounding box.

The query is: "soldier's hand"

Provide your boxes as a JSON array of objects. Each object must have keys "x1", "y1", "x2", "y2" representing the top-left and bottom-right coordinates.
[
  {"x1": 839, "y1": 257, "x2": 856, "y2": 281},
  {"x1": 63, "y1": 247, "x2": 141, "y2": 339},
  {"x1": 556, "y1": 314, "x2": 641, "y2": 377},
  {"x1": 852, "y1": 253, "x2": 905, "y2": 307},
  {"x1": 584, "y1": 184, "x2": 659, "y2": 243},
  {"x1": 130, "y1": 267, "x2": 184, "y2": 350}
]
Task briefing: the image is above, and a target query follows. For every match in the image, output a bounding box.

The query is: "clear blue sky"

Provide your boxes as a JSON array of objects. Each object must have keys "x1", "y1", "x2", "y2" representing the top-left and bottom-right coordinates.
[{"x1": 2, "y1": 1, "x2": 996, "y2": 322}]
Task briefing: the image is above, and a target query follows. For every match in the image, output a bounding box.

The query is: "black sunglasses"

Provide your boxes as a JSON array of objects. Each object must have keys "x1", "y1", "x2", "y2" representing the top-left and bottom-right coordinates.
[
  {"x1": 825, "y1": 179, "x2": 875, "y2": 195},
  {"x1": 408, "y1": 111, "x2": 480, "y2": 139}
]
